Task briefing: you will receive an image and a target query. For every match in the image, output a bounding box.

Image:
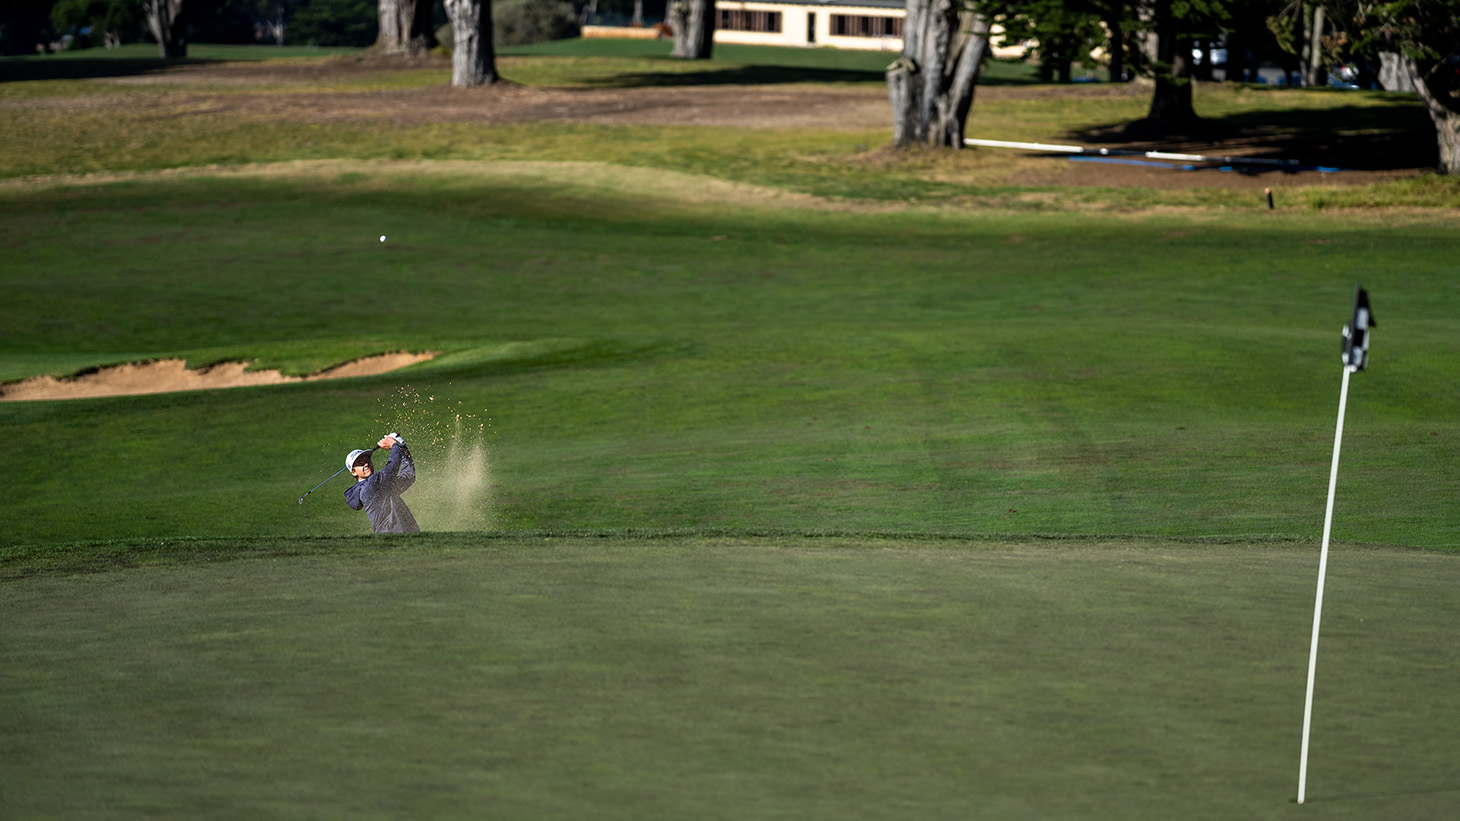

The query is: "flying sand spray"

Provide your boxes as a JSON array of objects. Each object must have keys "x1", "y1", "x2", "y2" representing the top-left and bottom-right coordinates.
[{"x1": 371, "y1": 386, "x2": 497, "y2": 531}]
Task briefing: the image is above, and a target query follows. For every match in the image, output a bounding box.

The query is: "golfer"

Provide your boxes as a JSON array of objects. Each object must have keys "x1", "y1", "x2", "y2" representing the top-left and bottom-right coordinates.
[{"x1": 344, "y1": 433, "x2": 420, "y2": 534}]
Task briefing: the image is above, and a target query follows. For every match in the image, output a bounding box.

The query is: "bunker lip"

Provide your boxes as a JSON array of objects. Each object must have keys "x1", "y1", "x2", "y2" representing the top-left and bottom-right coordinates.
[{"x1": 0, "y1": 351, "x2": 439, "y2": 402}]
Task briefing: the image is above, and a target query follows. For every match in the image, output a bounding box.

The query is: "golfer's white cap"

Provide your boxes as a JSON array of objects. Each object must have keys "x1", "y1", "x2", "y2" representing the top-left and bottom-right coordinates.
[{"x1": 346, "y1": 449, "x2": 371, "y2": 471}]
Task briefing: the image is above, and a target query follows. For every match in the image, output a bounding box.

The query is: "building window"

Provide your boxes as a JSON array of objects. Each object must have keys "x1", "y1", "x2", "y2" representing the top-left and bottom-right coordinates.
[
  {"x1": 829, "y1": 14, "x2": 902, "y2": 38},
  {"x1": 718, "y1": 9, "x2": 783, "y2": 33}
]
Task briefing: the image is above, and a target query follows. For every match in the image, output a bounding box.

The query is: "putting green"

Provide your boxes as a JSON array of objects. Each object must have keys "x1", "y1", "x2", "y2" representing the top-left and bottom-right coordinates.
[{"x1": 3, "y1": 537, "x2": 1458, "y2": 819}]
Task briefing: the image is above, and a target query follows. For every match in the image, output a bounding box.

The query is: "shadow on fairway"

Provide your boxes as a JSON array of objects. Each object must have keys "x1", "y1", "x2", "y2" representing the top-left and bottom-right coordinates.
[
  {"x1": 578, "y1": 62, "x2": 1041, "y2": 89},
  {"x1": 1300, "y1": 785, "x2": 1460, "y2": 804},
  {"x1": 1067, "y1": 98, "x2": 1436, "y2": 171},
  {"x1": 583, "y1": 64, "x2": 875, "y2": 87},
  {"x1": 0, "y1": 56, "x2": 222, "y2": 82}
]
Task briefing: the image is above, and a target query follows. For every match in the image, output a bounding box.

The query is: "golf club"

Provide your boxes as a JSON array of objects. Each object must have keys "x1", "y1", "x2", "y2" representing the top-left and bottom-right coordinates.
[{"x1": 298, "y1": 446, "x2": 377, "y2": 505}]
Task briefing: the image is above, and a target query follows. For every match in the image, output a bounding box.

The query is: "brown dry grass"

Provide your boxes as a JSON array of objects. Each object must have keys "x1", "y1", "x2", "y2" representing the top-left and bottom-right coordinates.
[{"x1": 2, "y1": 52, "x2": 1431, "y2": 192}]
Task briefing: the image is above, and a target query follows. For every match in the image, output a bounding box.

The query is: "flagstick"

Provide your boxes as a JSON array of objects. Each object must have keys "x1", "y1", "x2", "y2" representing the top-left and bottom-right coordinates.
[{"x1": 1297, "y1": 363, "x2": 1354, "y2": 805}]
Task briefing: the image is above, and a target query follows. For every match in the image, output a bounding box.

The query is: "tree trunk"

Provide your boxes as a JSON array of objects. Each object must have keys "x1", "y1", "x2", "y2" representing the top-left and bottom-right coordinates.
[
  {"x1": 1226, "y1": 24, "x2": 1252, "y2": 83},
  {"x1": 668, "y1": 0, "x2": 714, "y2": 60},
  {"x1": 887, "y1": 2, "x2": 990, "y2": 149},
  {"x1": 1404, "y1": 55, "x2": 1460, "y2": 174},
  {"x1": 378, "y1": 0, "x2": 434, "y2": 57},
  {"x1": 1136, "y1": 0, "x2": 1157, "y2": 68},
  {"x1": 1106, "y1": 18, "x2": 1125, "y2": 82},
  {"x1": 1145, "y1": 0, "x2": 1196, "y2": 124},
  {"x1": 264, "y1": 4, "x2": 285, "y2": 46},
  {"x1": 887, "y1": 0, "x2": 930, "y2": 147},
  {"x1": 1378, "y1": 52, "x2": 1415, "y2": 92},
  {"x1": 938, "y1": 13, "x2": 991, "y2": 147},
  {"x1": 444, "y1": 0, "x2": 496, "y2": 87},
  {"x1": 1302, "y1": 5, "x2": 1327, "y2": 87},
  {"x1": 143, "y1": 0, "x2": 186, "y2": 58}
]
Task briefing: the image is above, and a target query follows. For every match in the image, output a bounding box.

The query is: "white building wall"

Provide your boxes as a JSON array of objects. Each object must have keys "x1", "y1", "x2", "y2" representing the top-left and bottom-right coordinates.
[
  {"x1": 712, "y1": 2, "x2": 810, "y2": 47},
  {"x1": 819, "y1": 11, "x2": 904, "y2": 52},
  {"x1": 589, "y1": 2, "x2": 1032, "y2": 59},
  {"x1": 713, "y1": 1, "x2": 904, "y2": 52}
]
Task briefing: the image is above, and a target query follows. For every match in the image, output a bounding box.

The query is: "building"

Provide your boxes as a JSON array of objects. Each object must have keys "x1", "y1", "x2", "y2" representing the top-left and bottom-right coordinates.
[
  {"x1": 712, "y1": 1, "x2": 1029, "y2": 57},
  {"x1": 583, "y1": 2, "x2": 1030, "y2": 59},
  {"x1": 714, "y1": 0, "x2": 907, "y2": 52}
]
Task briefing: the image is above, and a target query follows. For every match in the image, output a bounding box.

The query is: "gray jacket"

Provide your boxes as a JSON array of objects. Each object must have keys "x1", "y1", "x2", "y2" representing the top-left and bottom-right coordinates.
[{"x1": 344, "y1": 443, "x2": 420, "y2": 534}]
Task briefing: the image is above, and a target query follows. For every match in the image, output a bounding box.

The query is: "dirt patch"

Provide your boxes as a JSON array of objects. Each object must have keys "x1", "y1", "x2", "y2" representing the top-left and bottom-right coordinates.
[
  {"x1": 0, "y1": 351, "x2": 437, "y2": 402},
  {"x1": 83, "y1": 75, "x2": 896, "y2": 131},
  {"x1": 63, "y1": 53, "x2": 893, "y2": 130}
]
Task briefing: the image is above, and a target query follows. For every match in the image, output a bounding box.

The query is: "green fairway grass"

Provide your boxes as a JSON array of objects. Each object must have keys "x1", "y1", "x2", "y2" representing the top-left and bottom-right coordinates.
[
  {"x1": 4, "y1": 537, "x2": 1459, "y2": 819},
  {"x1": 2, "y1": 164, "x2": 1457, "y2": 548}
]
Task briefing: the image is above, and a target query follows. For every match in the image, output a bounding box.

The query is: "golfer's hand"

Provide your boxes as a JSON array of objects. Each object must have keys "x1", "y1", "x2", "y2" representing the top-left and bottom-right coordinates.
[{"x1": 378, "y1": 436, "x2": 395, "y2": 449}]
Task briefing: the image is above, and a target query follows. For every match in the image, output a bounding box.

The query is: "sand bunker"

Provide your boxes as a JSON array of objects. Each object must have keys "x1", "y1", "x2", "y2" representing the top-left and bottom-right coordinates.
[{"x1": 0, "y1": 351, "x2": 438, "y2": 401}]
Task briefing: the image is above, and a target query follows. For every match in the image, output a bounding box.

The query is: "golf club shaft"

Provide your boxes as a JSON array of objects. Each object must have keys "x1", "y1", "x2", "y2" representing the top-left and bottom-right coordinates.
[
  {"x1": 298, "y1": 466, "x2": 349, "y2": 504},
  {"x1": 297, "y1": 446, "x2": 378, "y2": 504}
]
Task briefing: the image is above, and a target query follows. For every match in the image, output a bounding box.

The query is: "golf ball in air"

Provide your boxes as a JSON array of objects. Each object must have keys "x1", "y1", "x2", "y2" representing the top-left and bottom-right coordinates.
[{"x1": 379, "y1": 235, "x2": 387, "y2": 243}]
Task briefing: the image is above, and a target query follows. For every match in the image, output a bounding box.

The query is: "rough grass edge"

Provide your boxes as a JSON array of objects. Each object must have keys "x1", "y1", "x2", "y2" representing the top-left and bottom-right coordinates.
[
  {"x1": 4, "y1": 158, "x2": 1460, "y2": 214},
  {"x1": 7, "y1": 528, "x2": 1438, "y2": 584}
]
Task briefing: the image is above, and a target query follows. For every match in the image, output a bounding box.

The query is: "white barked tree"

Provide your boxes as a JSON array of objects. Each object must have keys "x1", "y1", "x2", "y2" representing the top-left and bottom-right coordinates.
[
  {"x1": 886, "y1": 0, "x2": 991, "y2": 148},
  {"x1": 444, "y1": 0, "x2": 498, "y2": 87},
  {"x1": 377, "y1": 0, "x2": 435, "y2": 57},
  {"x1": 668, "y1": 0, "x2": 715, "y2": 60},
  {"x1": 143, "y1": 0, "x2": 186, "y2": 58},
  {"x1": 1401, "y1": 53, "x2": 1460, "y2": 175}
]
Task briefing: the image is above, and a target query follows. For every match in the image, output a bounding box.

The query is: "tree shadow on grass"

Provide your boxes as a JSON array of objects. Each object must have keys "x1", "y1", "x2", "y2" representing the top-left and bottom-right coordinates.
[
  {"x1": 574, "y1": 61, "x2": 1041, "y2": 89},
  {"x1": 581, "y1": 64, "x2": 884, "y2": 87},
  {"x1": 1067, "y1": 97, "x2": 1436, "y2": 171},
  {"x1": 1298, "y1": 785, "x2": 1460, "y2": 805},
  {"x1": 0, "y1": 56, "x2": 223, "y2": 82}
]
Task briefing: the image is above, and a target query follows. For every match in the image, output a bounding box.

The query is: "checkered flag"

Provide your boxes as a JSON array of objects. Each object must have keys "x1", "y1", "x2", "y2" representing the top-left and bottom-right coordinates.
[{"x1": 1341, "y1": 285, "x2": 1375, "y2": 371}]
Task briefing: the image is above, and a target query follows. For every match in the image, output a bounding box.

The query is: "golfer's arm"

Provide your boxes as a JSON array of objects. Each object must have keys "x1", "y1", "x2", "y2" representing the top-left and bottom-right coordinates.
[
  {"x1": 378, "y1": 443, "x2": 408, "y2": 485},
  {"x1": 397, "y1": 444, "x2": 415, "y2": 482}
]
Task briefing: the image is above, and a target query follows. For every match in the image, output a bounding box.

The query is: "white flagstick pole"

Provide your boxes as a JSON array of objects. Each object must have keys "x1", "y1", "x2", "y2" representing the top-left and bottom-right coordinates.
[{"x1": 1297, "y1": 363, "x2": 1354, "y2": 805}]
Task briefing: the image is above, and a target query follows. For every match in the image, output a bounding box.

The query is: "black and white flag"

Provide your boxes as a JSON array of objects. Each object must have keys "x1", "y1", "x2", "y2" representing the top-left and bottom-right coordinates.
[{"x1": 1341, "y1": 285, "x2": 1376, "y2": 371}]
